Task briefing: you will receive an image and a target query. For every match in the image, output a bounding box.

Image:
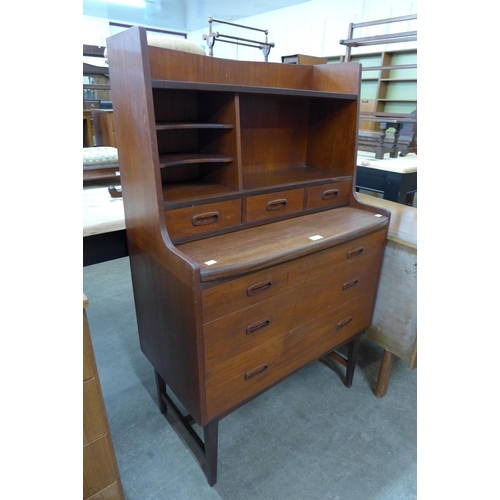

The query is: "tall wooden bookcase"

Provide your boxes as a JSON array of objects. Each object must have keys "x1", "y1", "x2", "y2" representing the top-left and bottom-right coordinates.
[{"x1": 106, "y1": 26, "x2": 390, "y2": 486}]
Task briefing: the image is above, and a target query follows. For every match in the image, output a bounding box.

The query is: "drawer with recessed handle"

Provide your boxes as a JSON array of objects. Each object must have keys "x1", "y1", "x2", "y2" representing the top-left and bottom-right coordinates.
[
  {"x1": 306, "y1": 181, "x2": 351, "y2": 209},
  {"x1": 245, "y1": 188, "x2": 304, "y2": 223},
  {"x1": 165, "y1": 199, "x2": 242, "y2": 240}
]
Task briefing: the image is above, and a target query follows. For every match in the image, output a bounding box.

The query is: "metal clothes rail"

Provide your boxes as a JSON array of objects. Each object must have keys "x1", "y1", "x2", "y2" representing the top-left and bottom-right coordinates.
[{"x1": 203, "y1": 17, "x2": 275, "y2": 61}]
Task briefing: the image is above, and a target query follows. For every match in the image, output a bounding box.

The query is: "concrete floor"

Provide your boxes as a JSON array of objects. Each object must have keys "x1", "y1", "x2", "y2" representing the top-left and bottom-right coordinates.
[{"x1": 83, "y1": 256, "x2": 417, "y2": 500}]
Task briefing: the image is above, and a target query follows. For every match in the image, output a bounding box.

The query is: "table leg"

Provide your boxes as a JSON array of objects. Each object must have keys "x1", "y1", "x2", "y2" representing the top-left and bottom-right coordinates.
[
  {"x1": 154, "y1": 370, "x2": 168, "y2": 414},
  {"x1": 375, "y1": 349, "x2": 397, "y2": 398},
  {"x1": 345, "y1": 333, "x2": 361, "y2": 388},
  {"x1": 375, "y1": 122, "x2": 388, "y2": 159},
  {"x1": 389, "y1": 123, "x2": 403, "y2": 158},
  {"x1": 204, "y1": 420, "x2": 219, "y2": 486}
]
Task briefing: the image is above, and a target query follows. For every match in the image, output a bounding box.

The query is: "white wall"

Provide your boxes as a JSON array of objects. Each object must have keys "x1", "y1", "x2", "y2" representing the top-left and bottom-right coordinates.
[
  {"x1": 188, "y1": 0, "x2": 417, "y2": 62},
  {"x1": 84, "y1": 0, "x2": 417, "y2": 62}
]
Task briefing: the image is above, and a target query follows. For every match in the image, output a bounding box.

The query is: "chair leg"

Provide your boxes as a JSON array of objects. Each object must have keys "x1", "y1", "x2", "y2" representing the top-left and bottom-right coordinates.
[{"x1": 375, "y1": 349, "x2": 397, "y2": 398}]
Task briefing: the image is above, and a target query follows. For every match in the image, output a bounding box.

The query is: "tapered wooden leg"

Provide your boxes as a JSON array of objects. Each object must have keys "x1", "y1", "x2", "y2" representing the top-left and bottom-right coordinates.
[
  {"x1": 375, "y1": 349, "x2": 397, "y2": 398},
  {"x1": 344, "y1": 334, "x2": 361, "y2": 388},
  {"x1": 203, "y1": 420, "x2": 219, "y2": 486},
  {"x1": 154, "y1": 370, "x2": 168, "y2": 414}
]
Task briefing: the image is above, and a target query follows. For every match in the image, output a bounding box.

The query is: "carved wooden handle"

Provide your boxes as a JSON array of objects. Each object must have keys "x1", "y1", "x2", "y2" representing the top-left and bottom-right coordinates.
[
  {"x1": 347, "y1": 246, "x2": 364, "y2": 259},
  {"x1": 247, "y1": 279, "x2": 273, "y2": 296},
  {"x1": 321, "y1": 189, "x2": 339, "y2": 200},
  {"x1": 266, "y1": 198, "x2": 287, "y2": 211},
  {"x1": 192, "y1": 211, "x2": 220, "y2": 226},
  {"x1": 342, "y1": 279, "x2": 359, "y2": 291},
  {"x1": 246, "y1": 318, "x2": 271, "y2": 335},
  {"x1": 245, "y1": 363, "x2": 268, "y2": 380},
  {"x1": 337, "y1": 317, "x2": 353, "y2": 330}
]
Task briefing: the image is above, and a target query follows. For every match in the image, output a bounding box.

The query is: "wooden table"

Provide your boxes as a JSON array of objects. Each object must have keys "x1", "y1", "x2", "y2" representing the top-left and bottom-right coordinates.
[
  {"x1": 356, "y1": 151, "x2": 417, "y2": 205},
  {"x1": 357, "y1": 193, "x2": 417, "y2": 397},
  {"x1": 83, "y1": 186, "x2": 127, "y2": 266}
]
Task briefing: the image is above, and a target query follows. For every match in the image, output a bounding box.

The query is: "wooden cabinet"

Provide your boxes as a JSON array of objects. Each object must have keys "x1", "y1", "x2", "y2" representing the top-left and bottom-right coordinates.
[
  {"x1": 83, "y1": 295, "x2": 124, "y2": 500},
  {"x1": 91, "y1": 110, "x2": 116, "y2": 147},
  {"x1": 106, "y1": 26, "x2": 390, "y2": 486}
]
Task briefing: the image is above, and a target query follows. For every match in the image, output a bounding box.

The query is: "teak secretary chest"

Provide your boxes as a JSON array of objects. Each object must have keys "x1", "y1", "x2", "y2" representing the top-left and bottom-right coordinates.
[{"x1": 107, "y1": 27, "x2": 390, "y2": 486}]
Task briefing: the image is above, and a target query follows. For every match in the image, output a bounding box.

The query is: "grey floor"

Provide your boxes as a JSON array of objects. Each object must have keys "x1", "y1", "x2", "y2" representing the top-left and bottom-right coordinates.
[{"x1": 83, "y1": 256, "x2": 417, "y2": 500}]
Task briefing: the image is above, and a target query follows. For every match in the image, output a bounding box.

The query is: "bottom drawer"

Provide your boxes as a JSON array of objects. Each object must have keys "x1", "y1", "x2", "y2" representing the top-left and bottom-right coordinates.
[{"x1": 204, "y1": 297, "x2": 373, "y2": 420}]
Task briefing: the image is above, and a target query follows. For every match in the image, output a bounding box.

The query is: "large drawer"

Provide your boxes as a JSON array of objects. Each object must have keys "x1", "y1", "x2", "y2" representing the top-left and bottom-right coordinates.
[
  {"x1": 165, "y1": 199, "x2": 242, "y2": 240},
  {"x1": 202, "y1": 229, "x2": 386, "y2": 323},
  {"x1": 306, "y1": 181, "x2": 351, "y2": 209},
  {"x1": 203, "y1": 248, "x2": 381, "y2": 370},
  {"x1": 204, "y1": 296, "x2": 374, "y2": 420},
  {"x1": 245, "y1": 188, "x2": 304, "y2": 223}
]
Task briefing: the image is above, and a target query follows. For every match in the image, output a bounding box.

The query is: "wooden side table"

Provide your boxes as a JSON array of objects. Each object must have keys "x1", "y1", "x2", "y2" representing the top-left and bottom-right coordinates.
[
  {"x1": 357, "y1": 194, "x2": 417, "y2": 397},
  {"x1": 83, "y1": 294, "x2": 125, "y2": 499}
]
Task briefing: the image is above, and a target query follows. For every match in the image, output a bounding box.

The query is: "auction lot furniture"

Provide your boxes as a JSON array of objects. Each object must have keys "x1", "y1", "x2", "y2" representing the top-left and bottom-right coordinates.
[
  {"x1": 357, "y1": 194, "x2": 417, "y2": 397},
  {"x1": 356, "y1": 151, "x2": 417, "y2": 205},
  {"x1": 83, "y1": 294, "x2": 124, "y2": 499},
  {"x1": 106, "y1": 26, "x2": 390, "y2": 486}
]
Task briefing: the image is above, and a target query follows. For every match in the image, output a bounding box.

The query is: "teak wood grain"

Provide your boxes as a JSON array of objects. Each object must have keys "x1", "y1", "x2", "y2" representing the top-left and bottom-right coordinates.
[{"x1": 106, "y1": 26, "x2": 390, "y2": 486}]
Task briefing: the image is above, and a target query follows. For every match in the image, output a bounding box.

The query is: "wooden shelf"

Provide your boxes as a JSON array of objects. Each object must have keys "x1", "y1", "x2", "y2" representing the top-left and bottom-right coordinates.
[
  {"x1": 152, "y1": 80, "x2": 358, "y2": 101},
  {"x1": 156, "y1": 122, "x2": 234, "y2": 130},
  {"x1": 242, "y1": 167, "x2": 351, "y2": 190},
  {"x1": 159, "y1": 153, "x2": 234, "y2": 167}
]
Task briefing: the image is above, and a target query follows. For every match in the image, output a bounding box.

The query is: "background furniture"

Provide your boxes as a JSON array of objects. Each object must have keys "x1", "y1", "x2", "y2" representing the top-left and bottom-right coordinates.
[
  {"x1": 203, "y1": 17, "x2": 275, "y2": 60},
  {"x1": 83, "y1": 110, "x2": 93, "y2": 147},
  {"x1": 92, "y1": 110, "x2": 116, "y2": 147},
  {"x1": 83, "y1": 146, "x2": 120, "y2": 183},
  {"x1": 339, "y1": 15, "x2": 417, "y2": 156},
  {"x1": 281, "y1": 54, "x2": 328, "y2": 64},
  {"x1": 357, "y1": 194, "x2": 417, "y2": 397},
  {"x1": 83, "y1": 294, "x2": 124, "y2": 499},
  {"x1": 107, "y1": 26, "x2": 389, "y2": 486},
  {"x1": 83, "y1": 186, "x2": 127, "y2": 266},
  {"x1": 356, "y1": 151, "x2": 417, "y2": 205}
]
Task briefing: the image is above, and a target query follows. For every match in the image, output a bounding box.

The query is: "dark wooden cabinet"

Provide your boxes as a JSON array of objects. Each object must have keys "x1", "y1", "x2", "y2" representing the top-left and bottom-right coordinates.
[{"x1": 106, "y1": 26, "x2": 390, "y2": 486}]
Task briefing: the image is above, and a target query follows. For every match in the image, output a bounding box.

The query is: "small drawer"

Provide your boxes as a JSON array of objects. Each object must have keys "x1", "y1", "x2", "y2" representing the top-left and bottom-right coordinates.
[
  {"x1": 245, "y1": 188, "x2": 304, "y2": 223},
  {"x1": 166, "y1": 199, "x2": 242, "y2": 240},
  {"x1": 306, "y1": 181, "x2": 351, "y2": 209}
]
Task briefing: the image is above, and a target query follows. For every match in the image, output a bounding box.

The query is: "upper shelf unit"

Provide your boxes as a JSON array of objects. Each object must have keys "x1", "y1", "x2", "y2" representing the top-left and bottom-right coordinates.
[{"x1": 107, "y1": 26, "x2": 365, "y2": 243}]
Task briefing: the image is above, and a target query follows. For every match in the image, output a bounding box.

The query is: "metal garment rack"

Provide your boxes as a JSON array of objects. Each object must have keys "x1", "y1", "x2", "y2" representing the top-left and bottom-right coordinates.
[{"x1": 203, "y1": 17, "x2": 275, "y2": 61}]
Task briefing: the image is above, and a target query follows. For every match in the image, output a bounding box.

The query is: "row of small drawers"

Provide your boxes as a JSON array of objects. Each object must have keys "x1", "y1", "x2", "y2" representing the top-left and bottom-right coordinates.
[
  {"x1": 201, "y1": 230, "x2": 386, "y2": 420},
  {"x1": 165, "y1": 181, "x2": 351, "y2": 240}
]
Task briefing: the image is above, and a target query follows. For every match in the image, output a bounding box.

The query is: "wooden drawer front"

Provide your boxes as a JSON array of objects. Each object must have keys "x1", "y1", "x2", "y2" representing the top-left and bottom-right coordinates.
[
  {"x1": 202, "y1": 265, "x2": 290, "y2": 324},
  {"x1": 245, "y1": 188, "x2": 304, "y2": 223},
  {"x1": 202, "y1": 229, "x2": 386, "y2": 324},
  {"x1": 203, "y1": 254, "x2": 381, "y2": 370},
  {"x1": 83, "y1": 379, "x2": 108, "y2": 445},
  {"x1": 204, "y1": 297, "x2": 373, "y2": 420},
  {"x1": 306, "y1": 181, "x2": 351, "y2": 209},
  {"x1": 83, "y1": 434, "x2": 120, "y2": 499},
  {"x1": 166, "y1": 199, "x2": 242, "y2": 240}
]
